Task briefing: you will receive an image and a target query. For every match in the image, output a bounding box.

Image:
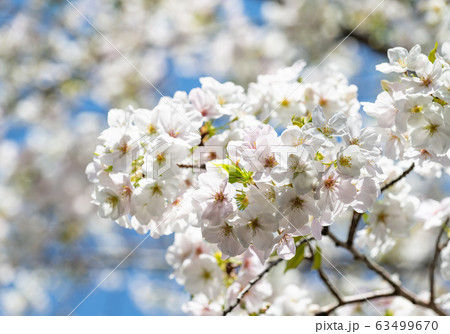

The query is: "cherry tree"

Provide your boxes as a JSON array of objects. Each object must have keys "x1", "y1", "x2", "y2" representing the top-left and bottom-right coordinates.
[
  {"x1": 2, "y1": 0, "x2": 450, "y2": 315},
  {"x1": 88, "y1": 42, "x2": 450, "y2": 316}
]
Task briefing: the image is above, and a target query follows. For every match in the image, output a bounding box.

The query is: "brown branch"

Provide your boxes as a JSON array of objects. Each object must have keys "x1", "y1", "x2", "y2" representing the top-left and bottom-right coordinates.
[
  {"x1": 326, "y1": 230, "x2": 447, "y2": 316},
  {"x1": 317, "y1": 266, "x2": 343, "y2": 304},
  {"x1": 177, "y1": 163, "x2": 206, "y2": 169},
  {"x1": 430, "y1": 218, "x2": 450, "y2": 305},
  {"x1": 346, "y1": 211, "x2": 362, "y2": 247},
  {"x1": 316, "y1": 289, "x2": 395, "y2": 315},
  {"x1": 222, "y1": 237, "x2": 314, "y2": 316},
  {"x1": 380, "y1": 162, "x2": 415, "y2": 192},
  {"x1": 222, "y1": 257, "x2": 283, "y2": 316}
]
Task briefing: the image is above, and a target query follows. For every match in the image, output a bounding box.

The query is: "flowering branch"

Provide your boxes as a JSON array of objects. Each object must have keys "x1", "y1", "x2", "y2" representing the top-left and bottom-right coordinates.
[
  {"x1": 429, "y1": 218, "x2": 450, "y2": 305},
  {"x1": 222, "y1": 257, "x2": 283, "y2": 316},
  {"x1": 346, "y1": 162, "x2": 415, "y2": 247},
  {"x1": 324, "y1": 229, "x2": 447, "y2": 316},
  {"x1": 222, "y1": 237, "x2": 314, "y2": 316},
  {"x1": 380, "y1": 162, "x2": 415, "y2": 192}
]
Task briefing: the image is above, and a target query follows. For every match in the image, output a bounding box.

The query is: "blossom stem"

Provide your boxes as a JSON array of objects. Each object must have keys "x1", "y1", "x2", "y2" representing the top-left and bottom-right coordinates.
[
  {"x1": 380, "y1": 162, "x2": 415, "y2": 192},
  {"x1": 429, "y1": 218, "x2": 450, "y2": 305},
  {"x1": 222, "y1": 237, "x2": 314, "y2": 316}
]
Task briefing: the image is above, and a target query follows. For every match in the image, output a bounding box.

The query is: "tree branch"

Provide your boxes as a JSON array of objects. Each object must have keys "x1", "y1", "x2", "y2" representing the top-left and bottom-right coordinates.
[
  {"x1": 317, "y1": 266, "x2": 343, "y2": 304},
  {"x1": 326, "y1": 230, "x2": 447, "y2": 316},
  {"x1": 316, "y1": 289, "x2": 395, "y2": 316},
  {"x1": 177, "y1": 163, "x2": 206, "y2": 169},
  {"x1": 430, "y1": 218, "x2": 450, "y2": 305},
  {"x1": 346, "y1": 211, "x2": 362, "y2": 247},
  {"x1": 380, "y1": 162, "x2": 415, "y2": 192},
  {"x1": 222, "y1": 238, "x2": 313, "y2": 316},
  {"x1": 222, "y1": 257, "x2": 283, "y2": 316}
]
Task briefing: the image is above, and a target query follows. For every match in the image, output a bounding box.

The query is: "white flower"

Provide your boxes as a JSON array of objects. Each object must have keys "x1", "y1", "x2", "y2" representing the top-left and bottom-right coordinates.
[
  {"x1": 336, "y1": 145, "x2": 366, "y2": 177},
  {"x1": 226, "y1": 280, "x2": 272, "y2": 314},
  {"x1": 266, "y1": 285, "x2": 312, "y2": 316},
  {"x1": 277, "y1": 187, "x2": 317, "y2": 234},
  {"x1": 375, "y1": 44, "x2": 421, "y2": 73},
  {"x1": 415, "y1": 197, "x2": 450, "y2": 229},
  {"x1": 188, "y1": 87, "x2": 222, "y2": 119},
  {"x1": 317, "y1": 168, "x2": 357, "y2": 215},
  {"x1": 394, "y1": 94, "x2": 434, "y2": 132},
  {"x1": 344, "y1": 116, "x2": 381, "y2": 158},
  {"x1": 182, "y1": 294, "x2": 222, "y2": 316},
  {"x1": 280, "y1": 125, "x2": 325, "y2": 151},
  {"x1": 202, "y1": 219, "x2": 245, "y2": 258},
  {"x1": 410, "y1": 108, "x2": 450, "y2": 154},
  {"x1": 362, "y1": 91, "x2": 397, "y2": 128},
  {"x1": 92, "y1": 173, "x2": 133, "y2": 220},
  {"x1": 157, "y1": 104, "x2": 202, "y2": 147},
  {"x1": 356, "y1": 197, "x2": 415, "y2": 257},
  {"x1": 133, "y1": 108, "x2": 160, "y2": 137},
  {"x1": 182, "y1": 254, "x2": 222, "y2": 300},
  {"x1": 131, "y1": 178, "x2": 178, "y2": 223},
  {"x1": 274, "y1": 232, "x2": 296, "y2": 260},
  {"x1": 402, "y1": 56, "x2": 442, "y2": 94},
  {"x1": 98, "y1": 127, "x2": 140, "y2": 173},
  {"x1": 312, "y1": 106, "x2": 347, "y2": 138},
  {"x1": 191, "y1": 172, "x2": 237, "y2": 224},
  {"x1": 200, "y1": 77, "x2": 246, "y2": 115},
  {"x1": 234, "y1": 205, "x2": 277, "y2": 253}
]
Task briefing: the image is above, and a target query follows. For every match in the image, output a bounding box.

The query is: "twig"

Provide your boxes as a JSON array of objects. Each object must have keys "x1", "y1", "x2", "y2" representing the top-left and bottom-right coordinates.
[
  {"x1": 222, "y1": 237, "x2": 313, "y2": 316},
  {"x1": 380, "y1": 162, "x2": 415, "y2": 192},
  {"x1": 316, "y1": 289, "x2": 395, "y2": 315},
  {"x1": 317, "y1": 266, "x2": 343, "y2": 304},
  {"x1": 346, "y1": 211, "x2": 362, "y2": 247},
  {"x1": 326, "y1": 230, "x2": 447, "y2": 316},
  {"x1": 222, "y1": 257, "x2": 283, "y2": 316},
  {"x1": 177, "y1": 163, "x2": 206, "y2": 169},
  {"x1": 430, "y1": 218, "x2": 450, "y2": 305}
]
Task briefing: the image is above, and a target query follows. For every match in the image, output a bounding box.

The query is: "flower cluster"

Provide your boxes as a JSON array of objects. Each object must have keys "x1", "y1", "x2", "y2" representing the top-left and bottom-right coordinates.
[
  {"x1": 355, "y1": 42, "x2": 450, "y2": 258},
  {"x1": 88, "y1": 61, "x2": 383, "y2": 258},
  {"x1": 363, "y1": 42, "x2": 450, "y2": 175},
  {"x1": 87, "y1": 60, "x2": 388, "y2": 314},
  {"x1": 88, "y1": 43, "x2": 450, "y2": 315},
  {"x1": 166, "y1": 226, "x2": 315, "y2": 315}
]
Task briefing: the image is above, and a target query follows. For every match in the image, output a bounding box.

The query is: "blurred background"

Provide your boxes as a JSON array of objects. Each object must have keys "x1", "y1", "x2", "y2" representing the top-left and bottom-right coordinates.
[{"x1": 0, "y1": 0, "x2": 449, "y2": 315}]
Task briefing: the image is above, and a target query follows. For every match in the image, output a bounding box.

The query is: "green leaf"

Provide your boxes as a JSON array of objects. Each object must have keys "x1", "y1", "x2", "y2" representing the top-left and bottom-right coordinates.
[
  {"x1": 312, "y1": 246, "x2": 322, "y2": 270},
  {"x1": 284, "y1": 243, "x2": 306, "y2": 273},
  {"x1": 429, "y1": 42, "x2": 438, "y2": 63},
  {"x1": 214, "y1": 162, "x2": 254, "y2": 186}
]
